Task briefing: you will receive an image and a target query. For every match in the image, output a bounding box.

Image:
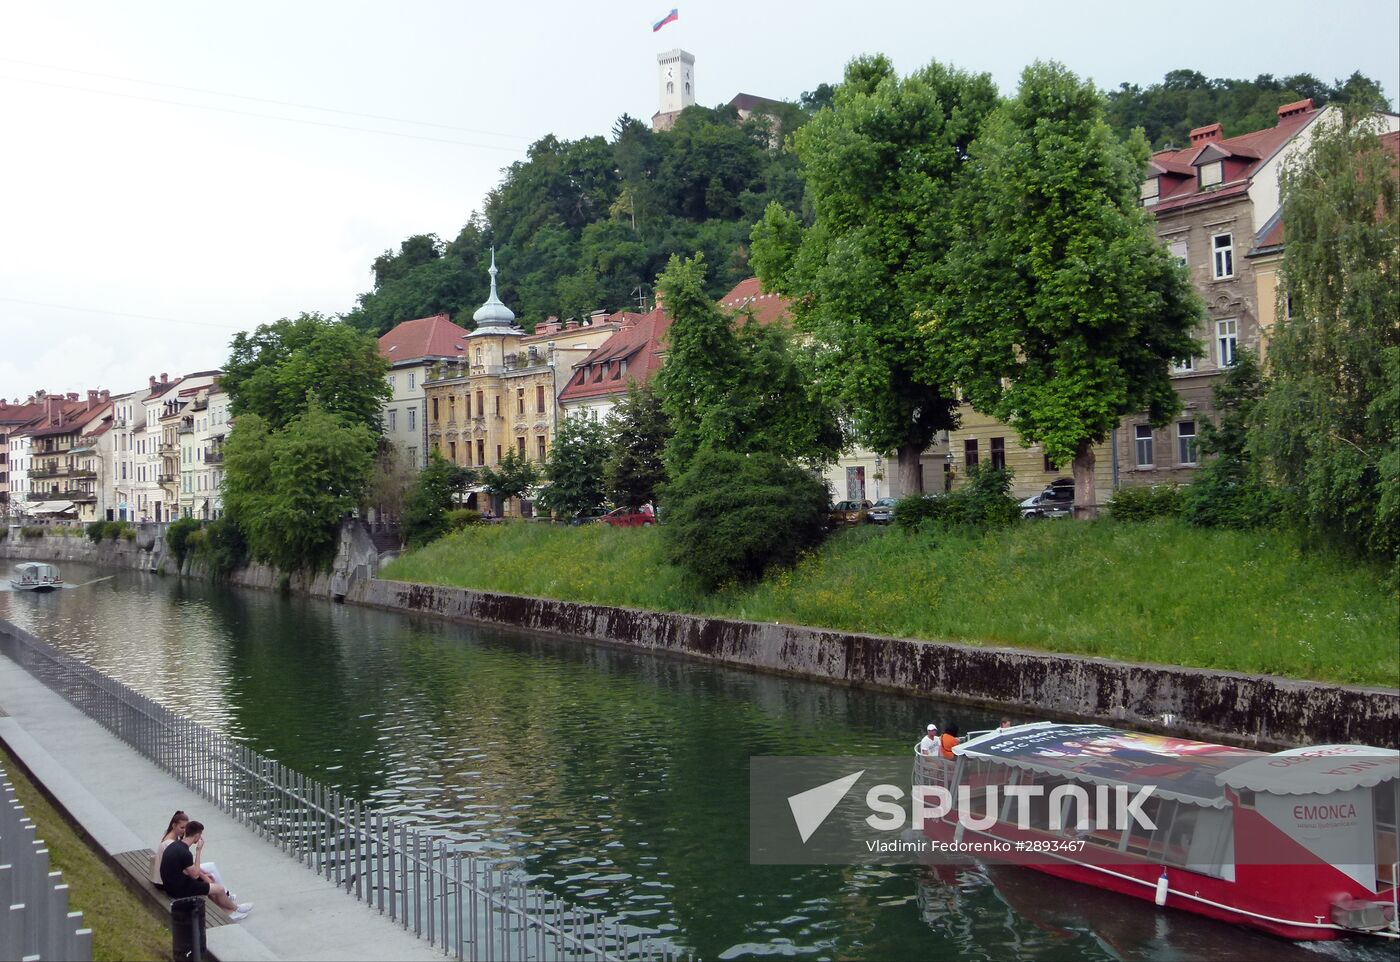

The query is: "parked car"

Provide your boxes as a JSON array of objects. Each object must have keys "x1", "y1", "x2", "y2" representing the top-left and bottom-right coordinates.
[
  {"x1": 1020, "y1": 478, "x2": 1075, "y2": 519},
  {"x1": 600, "y1": 506, "x2": 657, "y2": 527},
  {"x1": 867, "y1": 498, "x2": 898, "y2": 524},
  {"x1": 569, "y1": 507, "x2": 609, "y2": 526},
  {"x1": 828, "y1": 500, "x2": 872, "y2": 528}
]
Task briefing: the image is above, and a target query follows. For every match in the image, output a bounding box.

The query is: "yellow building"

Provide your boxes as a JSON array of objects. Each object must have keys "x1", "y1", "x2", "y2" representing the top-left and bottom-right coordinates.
[
  {"x1": 947, "y1": 406, "x2": 1114, "y2": 507},
  {"x1": 423, "y1": 253, "x2": 618, "y2": 515}
]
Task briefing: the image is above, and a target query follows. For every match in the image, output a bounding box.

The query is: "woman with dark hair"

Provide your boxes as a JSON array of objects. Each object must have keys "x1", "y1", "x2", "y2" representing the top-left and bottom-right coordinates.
[
  {"x1": 939, "y1": 722, "x2": 961, "y2": 759},
  {"x1": 150, "y1": 811, "x2": 239, "y2": 902}
]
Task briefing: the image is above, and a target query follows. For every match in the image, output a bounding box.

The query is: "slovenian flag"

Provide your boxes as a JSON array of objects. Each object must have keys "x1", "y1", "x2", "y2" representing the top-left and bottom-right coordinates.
[{"x1": 653, "y1": 8, "x2": 679, "y2": 31}]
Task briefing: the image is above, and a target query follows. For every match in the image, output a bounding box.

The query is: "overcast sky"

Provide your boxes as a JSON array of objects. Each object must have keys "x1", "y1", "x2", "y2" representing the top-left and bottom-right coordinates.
[{"x1": 2, "y1": 0, "x2": 1396, "y2": 398}]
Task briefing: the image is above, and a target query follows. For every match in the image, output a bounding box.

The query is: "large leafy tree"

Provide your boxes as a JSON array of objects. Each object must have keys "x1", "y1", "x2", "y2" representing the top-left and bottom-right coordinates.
[
  {"x1": 933, "y1": 61, "x2": 1201, "y2": 515},
  {"x1": 1255, "y1": 110, "x2": 1399, "y2": 573},
  {"x1": 605, "y1": 384, "x2": 671, "y2": 510},
  {"x1": 222, "y1": 403, "x2": 377, "y2": 571},
  {"x1": 751, "y1": 56, "x2": 998, "y2": 495},
  {"x1": 223, "y1": 314, "x2": 390, "y2": 431},
  {"x1": 537, "y1": 415, "x2": 610, "y2": 516},
  {"x1": 479, "y1": 448, "x2": 541, "y2": 511},
  {"x1": 654, "y1": 253, "x2": 842, "y2": 473},
  {"x1": 402, "y1": 451, "x2": 475, "y2": 546},
  {"x1": 662, "y1": 449, "x2": 829, "y2": 591}
]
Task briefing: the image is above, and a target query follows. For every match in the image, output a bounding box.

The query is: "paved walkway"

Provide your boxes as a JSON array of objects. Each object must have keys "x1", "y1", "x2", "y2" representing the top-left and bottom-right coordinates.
[{"x1": 0, "y1": 658, "x2": 444, "y2": 962}]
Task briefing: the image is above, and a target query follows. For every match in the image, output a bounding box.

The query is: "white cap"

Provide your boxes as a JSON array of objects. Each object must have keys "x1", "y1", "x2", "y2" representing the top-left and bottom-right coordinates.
[{"x1": 926, "y1": 724, "x2": 938, "y2": 732}]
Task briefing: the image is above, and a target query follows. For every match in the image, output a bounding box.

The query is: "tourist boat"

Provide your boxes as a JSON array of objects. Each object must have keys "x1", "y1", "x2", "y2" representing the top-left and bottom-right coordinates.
[
  {"x1": 914, "y1": 722, "x2": 1399, "y2": 942},
  {"x1": 9, "y1": 562, "x2": 63, "y2": 592}
]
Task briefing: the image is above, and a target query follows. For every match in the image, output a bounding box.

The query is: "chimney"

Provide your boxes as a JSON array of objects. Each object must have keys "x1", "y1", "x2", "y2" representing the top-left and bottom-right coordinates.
[
  {"x1": 66, "y1": 392, "x2": 78, "y2": 402},
  {"x1": 100, "y1": 389, "x2": 109, "y2": 401},
  {"x1": 653, "y1": 290, "x2": 665, "y2": 311},
  {"x1": 588, "y1": 310, "x2": 609, "y2": 326},
  {"x1": 1277, "y1": 98, "x2": 1314, "y2": 121},
  {"x1": 1189, "y1": 123, "x2": 1224, "y2": 144},
  {"x1": 87, "y1": 389, "x2": 98, "y2": 407},
  {"x1": 161, "y1": 373, "x2": 169, "y2": 384},
  {"x1": 149, "y1": 375, "x2": 158, "y2": 389},
  {"x1": 618, "y1": 313, "x2": 639, "y2": 330}
]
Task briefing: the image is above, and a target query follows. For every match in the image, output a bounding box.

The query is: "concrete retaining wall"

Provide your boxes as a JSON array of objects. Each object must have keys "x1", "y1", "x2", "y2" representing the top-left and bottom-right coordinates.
[
  {"x1": 345, "y1": 578, "x2": 1399, "y2": 750},
  {"x1": 6, "y1": 523, "x2": 1396, "y2": 748},
  {"x1": 0, "y1": 525, "x2": 173, "y2": 572}
]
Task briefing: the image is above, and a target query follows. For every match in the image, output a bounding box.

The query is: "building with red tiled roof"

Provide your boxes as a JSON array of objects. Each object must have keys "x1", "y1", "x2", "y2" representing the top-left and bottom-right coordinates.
[
  {"x1": 557, "y1": 307, "x2": 672, "y2": 421},
  {"x1": 1118, "y1": 100, "x2": 1400, "y2": 490},
  {"x1": 719, "y1": 278, "x2": 792, "y2": 327},
  {"x1": 421, "y1": 256, "x2": 622, "y2": 515},
  {"x1": 377, "y1": 313, "x2": 473, "y2": 471}
]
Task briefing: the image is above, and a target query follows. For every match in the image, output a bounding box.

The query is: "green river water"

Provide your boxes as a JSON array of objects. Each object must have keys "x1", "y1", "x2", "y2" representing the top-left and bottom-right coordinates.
[{"x1": 0, "y1": 561, "x2": 1385, "y2": 962}]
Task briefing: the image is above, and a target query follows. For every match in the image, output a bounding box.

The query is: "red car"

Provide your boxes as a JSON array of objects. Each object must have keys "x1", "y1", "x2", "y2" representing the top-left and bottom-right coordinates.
[{"x1": 599, "y1": 506, "x2": 657, "y2": 527}]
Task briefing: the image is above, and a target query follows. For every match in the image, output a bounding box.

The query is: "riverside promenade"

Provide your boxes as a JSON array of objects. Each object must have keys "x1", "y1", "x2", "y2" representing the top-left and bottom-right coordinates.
[{"x1": 0, "y1": 657, "x2": 444, "y2": 962}]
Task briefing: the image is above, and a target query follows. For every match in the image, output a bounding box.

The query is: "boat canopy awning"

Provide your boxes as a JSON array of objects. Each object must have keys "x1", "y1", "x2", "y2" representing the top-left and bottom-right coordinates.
[
  {"x1": 30, "y1": 500, "x2": 75, "y2": 514},
  {"x1": 1216, "y1": 745, "x2": 1400, "y2": 796},
  {"x1": 954, "y1": 722, "x2": 1264, "y2": 809}
]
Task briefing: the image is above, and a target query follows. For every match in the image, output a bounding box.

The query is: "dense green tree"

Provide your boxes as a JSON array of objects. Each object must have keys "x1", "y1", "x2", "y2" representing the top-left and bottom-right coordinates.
[
  {"x1": 1183, "y1": 350, "x2": 1278, "y2": 529},
  {"x1": 222, "y1": 403, "x2": 377, "y2": 571},
  {"x1": 402, "y1": 451, "x2": 475, "y2": 546},
  {"x1": 479, "y1": 448, "x2": 541, "y2": 511},
  {"x1": 1105, "y1": 69, "x2": 1391, "y2": 149},
  {"x1": 662, "y1": 449, "x2": 829, "y2": 590},
  {"x1": 752, "y1": 56, "x2": 998, "y2": 495},
  {"x1": 1255, "y1": 110, "x2": 1399, "y2": 574},
  {"x1": 655, "y1": 253, "x2": 842, "y2": 473},
  {"x1": 223, "y1": 314, "x2": 390, "y2": 431},
  {"x1": 537, "y1": 415, "x2": 610, "y2": 517},
  {"x1": 933, "y1": 61, "x2": 1201, "y2": 515},
  {"x1": 605, "y1": 384, "x2": 671, "y2": 510}
]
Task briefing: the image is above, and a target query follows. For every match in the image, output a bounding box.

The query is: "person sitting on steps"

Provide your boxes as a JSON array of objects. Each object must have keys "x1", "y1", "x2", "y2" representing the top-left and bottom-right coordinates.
[{"x1": 159, "y1": 820, "x2": 252, "y2": 921}]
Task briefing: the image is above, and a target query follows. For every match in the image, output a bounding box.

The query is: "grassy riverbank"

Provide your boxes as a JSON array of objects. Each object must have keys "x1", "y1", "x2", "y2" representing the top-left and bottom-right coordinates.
[
  {"x1": 381, "y1": 520, "x2": 1399, "y2": 686},
  {"x1": 0, "y1": 742, "x2": 170, "y2": 962}
]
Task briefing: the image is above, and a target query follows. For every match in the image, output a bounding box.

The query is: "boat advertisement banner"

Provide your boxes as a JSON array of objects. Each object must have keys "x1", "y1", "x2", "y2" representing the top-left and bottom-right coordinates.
[{"x1": 750, "y1": 749, "x2": 1399, "y2": 879}]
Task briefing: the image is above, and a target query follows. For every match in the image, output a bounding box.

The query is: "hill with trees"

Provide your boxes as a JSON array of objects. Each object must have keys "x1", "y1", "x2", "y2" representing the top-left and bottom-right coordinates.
[{"x1": 343, "y1": 67, "x2": 1388, "y2": 336}]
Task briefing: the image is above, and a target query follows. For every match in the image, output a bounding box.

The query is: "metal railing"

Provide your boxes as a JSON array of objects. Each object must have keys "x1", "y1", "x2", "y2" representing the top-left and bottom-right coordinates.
[
  {"x1": 1, "y1": 764, "x2": 94, "y2": 960},
  {"x1": 0, "y1": 622, "x2": 675, "y2": 962}
]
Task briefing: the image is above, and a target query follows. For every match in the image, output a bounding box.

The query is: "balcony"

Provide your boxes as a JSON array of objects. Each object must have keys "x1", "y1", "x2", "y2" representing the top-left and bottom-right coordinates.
[
  {"x1": 29, "y1": 467, "x2": 63, "y2": 480},
  {"x1": 158, "y1": 441, "x2": 179, "y2": 456},
  {"x1": 204, "y1": 448, "x2": 224, "y2": 464},
  {"x1": 37, "y1": 441, "x2": 72, "y2": 455},
  {"x1": 68, "y1": 490, "x2": 97, "y2": 503},
  {"x1": 157, "y1": 473, "x2": 177, "y2": 485}
]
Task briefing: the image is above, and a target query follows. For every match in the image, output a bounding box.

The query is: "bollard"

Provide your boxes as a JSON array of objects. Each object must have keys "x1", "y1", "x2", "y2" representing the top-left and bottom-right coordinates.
[{"x1": 170, "y1": 896, "x2": 207, "y2": 961}]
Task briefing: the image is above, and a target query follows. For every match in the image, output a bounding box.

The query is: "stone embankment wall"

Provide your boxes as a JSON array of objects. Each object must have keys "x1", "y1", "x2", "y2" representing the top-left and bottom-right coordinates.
[
  {"x1": 344, "y1": 578, "x2": 1399, "y2": 750},
  {"x1": 0, "y1": 524, "x2": 175, "y2": 572},
  {"x1": 6, "y1": 522, "x2": 1395, "y2": 748}
]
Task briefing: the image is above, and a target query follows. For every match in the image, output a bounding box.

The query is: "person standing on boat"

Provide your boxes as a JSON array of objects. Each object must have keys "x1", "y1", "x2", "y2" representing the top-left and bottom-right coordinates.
[
  {"x1": 939, "y1": 723, "x2": 960, "y2": 759},
  {"x1": 916, "y1": 724, "x2": 939, "y2": 756}
]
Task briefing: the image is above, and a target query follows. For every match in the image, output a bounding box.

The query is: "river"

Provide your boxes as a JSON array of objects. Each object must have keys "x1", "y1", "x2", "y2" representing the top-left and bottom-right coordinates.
[{"x1": 0, "y1": 561, "x2": 1387, "y2": 961}]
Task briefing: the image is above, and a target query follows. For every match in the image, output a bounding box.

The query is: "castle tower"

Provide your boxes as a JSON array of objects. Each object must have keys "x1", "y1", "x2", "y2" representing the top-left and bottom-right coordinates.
[{"x1": 651, "y1": 49, "x2": 695, "y2": 131}]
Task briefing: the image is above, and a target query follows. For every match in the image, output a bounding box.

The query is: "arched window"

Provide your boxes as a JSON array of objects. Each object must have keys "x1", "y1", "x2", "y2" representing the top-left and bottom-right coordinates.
[
  {"x1": 684, "y1": 82, "x2": 691, "y2": 96},
  {"x1": 666, "y1": 81, "x2": 674, "y2": 95}
]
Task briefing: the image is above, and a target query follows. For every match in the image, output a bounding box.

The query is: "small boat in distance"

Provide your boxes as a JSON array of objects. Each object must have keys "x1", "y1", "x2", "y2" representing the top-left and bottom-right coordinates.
[{"x1": 9, "y1": 562, "x2": 63, "y2": 592}]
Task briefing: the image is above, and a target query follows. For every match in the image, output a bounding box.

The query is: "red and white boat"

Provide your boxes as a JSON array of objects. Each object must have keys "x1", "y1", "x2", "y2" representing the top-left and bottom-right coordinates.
[{"x1": 914, "y1": 722, "x2": 1399, "y2": 942}]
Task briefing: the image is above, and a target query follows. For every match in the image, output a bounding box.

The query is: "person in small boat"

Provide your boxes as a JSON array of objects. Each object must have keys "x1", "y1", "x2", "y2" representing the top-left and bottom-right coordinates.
[
  {"x1": 916, "y1": 724, "x2": 940, "y2": 756},
  {"x1": 999, "y1": 718, "x2": 1012, "y2": 729},
  {"x1": 939, "y1": 723, "x2": 960, "y2": 759}
]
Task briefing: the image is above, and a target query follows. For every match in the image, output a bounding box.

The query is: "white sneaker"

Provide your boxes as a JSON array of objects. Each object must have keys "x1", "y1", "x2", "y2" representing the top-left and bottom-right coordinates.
[
  {"x1": 231, "y1": 905, "x2": 253, "y2": 921},
  {"x1": 236, "y1": 903, "x2": 253, "y2": 913}
]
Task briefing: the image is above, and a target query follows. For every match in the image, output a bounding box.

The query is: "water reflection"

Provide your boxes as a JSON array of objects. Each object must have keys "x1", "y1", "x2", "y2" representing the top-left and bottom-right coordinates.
[{"x1": 0, "y1": 561, "x2": 1388, "y2": 961}]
